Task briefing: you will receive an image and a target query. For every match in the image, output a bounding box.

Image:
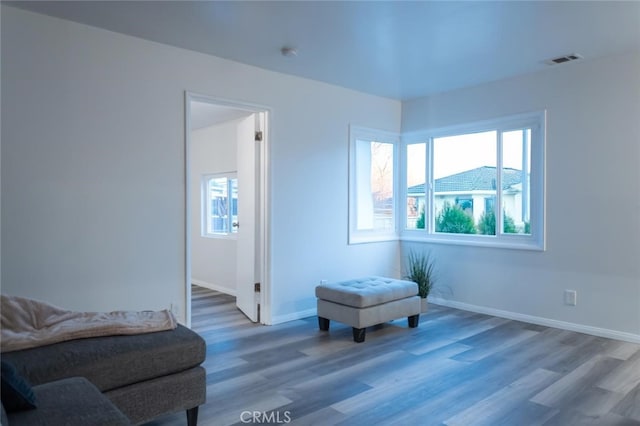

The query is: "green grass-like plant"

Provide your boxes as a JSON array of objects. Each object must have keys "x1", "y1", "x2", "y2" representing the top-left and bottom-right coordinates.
[{"x1": 405, "y1": 250, "x2": 436, "y2": 298}]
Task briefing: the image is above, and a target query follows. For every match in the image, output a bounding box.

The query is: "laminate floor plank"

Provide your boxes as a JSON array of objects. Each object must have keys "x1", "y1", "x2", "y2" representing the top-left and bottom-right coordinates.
[
  {"x1": 542, "y1": 409, "x2": 640, "y2": 426},
  {"x1": 565, "y1": 386, "x2": 628, "y2": 418},
  {"x1": 330, "y1": 354, "x2": 465, "y2": 416},
  {"x1": 444, "y1": 368, "x2": 560, "y2": 426},
  {"x1": 612, "y1": 383, "x2": 640, "y2": 421},
  {"x1": 597, "y1": 349, "x2": 640, "y2": 394},
  {"x1": 452, "y1": 328, "x2": 539, "y2": 362},
  {"x1": 531, "y1": 356, "x2": 623, "y2": 408},
  {"x1": 403, "y1": 316, "x2": 507, "y2": 356},
  {"x1": 483, "y1": 401, "x2": 559, "y2": 426},
  {"x1": 604, "y1": 341, "x2": 640, "y2": 361},
  {"x1": 146, "y1": 286, "x2": 640, "y2": 426},
  {"x1": 289, "y1": 406, "x2": 349, "y2": 426},
  {"x1": 277, "y1": 378, "x2": 372, "y2": 420}
]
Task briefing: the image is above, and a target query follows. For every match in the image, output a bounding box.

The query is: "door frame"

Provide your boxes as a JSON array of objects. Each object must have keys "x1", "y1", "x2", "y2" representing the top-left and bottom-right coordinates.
[{"x1": 184, "y1": 91, "x2": 271, "y2": 326}]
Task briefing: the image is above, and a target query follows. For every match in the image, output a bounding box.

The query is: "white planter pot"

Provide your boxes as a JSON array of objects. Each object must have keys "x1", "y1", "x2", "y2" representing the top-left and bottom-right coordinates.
[{"x1": 420, "y1": 298, "x2": 429, "y2": 313}]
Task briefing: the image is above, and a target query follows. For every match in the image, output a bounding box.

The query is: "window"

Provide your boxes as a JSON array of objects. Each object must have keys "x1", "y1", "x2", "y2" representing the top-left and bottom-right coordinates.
[
  {"x1": 349, "y1": 126, "x2": 399, "y2": 243},
  {"x1": 202, "y1": 173, "x2": 238, "y2": 237},
  {"x1": 403, "y1": 111, "x2": 545, "y2": 250},
  {"x1": 406, "y1": 143, "x2": 426, "y2": 230}
]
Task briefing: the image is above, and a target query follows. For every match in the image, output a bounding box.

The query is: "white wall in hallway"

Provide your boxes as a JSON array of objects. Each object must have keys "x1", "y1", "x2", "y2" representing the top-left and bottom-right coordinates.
[{"x1": 190, "y1": 120, "x2": 240, "y2": 295}]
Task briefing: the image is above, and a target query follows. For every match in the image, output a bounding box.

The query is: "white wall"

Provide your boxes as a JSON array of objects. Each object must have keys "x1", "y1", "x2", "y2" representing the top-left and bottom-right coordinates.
[
  {"x1": 402, "y1": 52, "x2": 640, "y2": 340},
  {"x1": 190, "y1": 119, "x2": 241, "y2": 295},
  {"x1": 10, "y1": 6, "x2": 633, "y2": 338},
  {"x1": 1, "y1": 6, "x2": 401, "y2": 323}
]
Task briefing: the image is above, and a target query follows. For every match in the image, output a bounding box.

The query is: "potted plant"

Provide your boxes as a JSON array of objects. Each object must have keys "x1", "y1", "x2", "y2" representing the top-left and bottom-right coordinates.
[{"x1": 404, "y1": 250, "x2": 436, "y2": 313}]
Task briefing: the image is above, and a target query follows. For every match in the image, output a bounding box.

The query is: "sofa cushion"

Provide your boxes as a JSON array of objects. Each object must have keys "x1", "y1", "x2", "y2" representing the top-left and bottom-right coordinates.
[
  {"x1": 7, "y1": 377, "x2": 130, "y2": 426},
  {"x1": 2, "y1": 402, "x2": 9, "y2": 425},
  {"x1": 106, "y1": 366, "x2": 206, "y2": 425},
  {"x1": 1, "y1": 325, "x2": 206, "y2": 392},
  {"x1": 1, "y1": 361, "x2": 36, "y2": 412},
  {"x1": 315, "y1": 276, "x2": 418, "y2": 308}
]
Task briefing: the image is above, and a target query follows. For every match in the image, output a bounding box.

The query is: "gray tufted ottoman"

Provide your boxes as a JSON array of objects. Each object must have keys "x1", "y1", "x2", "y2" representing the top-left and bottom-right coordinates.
[{"x1": 315, "y1": 276, "x2": 421, "y2": 342}]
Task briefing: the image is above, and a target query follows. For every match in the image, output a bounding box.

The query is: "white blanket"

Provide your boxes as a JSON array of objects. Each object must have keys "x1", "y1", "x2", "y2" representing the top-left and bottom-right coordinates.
[{"x1": 1, "y1": 294, "x2": 177, "y2": 353}]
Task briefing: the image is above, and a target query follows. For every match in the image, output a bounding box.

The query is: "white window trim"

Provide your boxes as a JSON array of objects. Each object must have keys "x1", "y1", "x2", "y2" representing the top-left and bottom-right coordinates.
[
  {"x1": 201, "y1": 172, "x2": 238, "y2": 239},
  {"x1": 400, "y1": 111, "x2": 546, "y2": 251},
  {"x1": 348, "y1": 125, "x2": 400, "y2": 244}
]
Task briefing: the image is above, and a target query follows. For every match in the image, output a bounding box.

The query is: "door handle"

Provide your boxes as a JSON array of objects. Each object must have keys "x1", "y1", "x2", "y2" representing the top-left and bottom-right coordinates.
[{"x1": 232, "y1": 222, "x2": 239, "y2": 228}]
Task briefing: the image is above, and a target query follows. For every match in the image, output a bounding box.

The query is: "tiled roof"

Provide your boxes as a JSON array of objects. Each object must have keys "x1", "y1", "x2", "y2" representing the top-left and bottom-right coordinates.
[{"x1": 408, "y1": 166, "x2": 523, "y2": 194}]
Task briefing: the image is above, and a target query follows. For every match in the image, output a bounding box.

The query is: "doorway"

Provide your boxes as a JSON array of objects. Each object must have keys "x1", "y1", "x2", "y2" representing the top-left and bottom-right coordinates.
[{"x1": 184, "y1": 92, "x2": 270, "y2": 326}]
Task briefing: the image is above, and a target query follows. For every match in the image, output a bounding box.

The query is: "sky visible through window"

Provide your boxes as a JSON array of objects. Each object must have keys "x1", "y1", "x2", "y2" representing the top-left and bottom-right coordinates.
[{"x1": 407, "y1": 130, "x2": 526, "y2": 186}]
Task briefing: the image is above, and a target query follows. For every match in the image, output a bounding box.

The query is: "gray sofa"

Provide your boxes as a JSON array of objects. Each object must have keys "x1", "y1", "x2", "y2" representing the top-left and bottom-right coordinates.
[
  {"x1": 2, "y1": 375, "x2": 131, "y2": 425},
  {"x1": 1, "y1": 324, "x2": 206, "y2": 425}
]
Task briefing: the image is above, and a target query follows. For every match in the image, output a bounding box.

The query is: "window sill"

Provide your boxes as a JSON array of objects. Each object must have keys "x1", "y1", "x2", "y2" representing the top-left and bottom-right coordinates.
[
  {"x1": 401, "y1": 232, "x2": 545, "y2": 251},
  {"x1": 201, "y1": 233, "x2": 238, "y2": 240},
  {"x1": 348, "y1": 232, "x2": 398, "y2": 245}
]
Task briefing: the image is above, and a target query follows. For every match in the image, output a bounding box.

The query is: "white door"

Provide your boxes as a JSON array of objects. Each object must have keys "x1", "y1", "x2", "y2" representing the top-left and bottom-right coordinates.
[{"x1": 235, "y1": 114, "x2": 260, "y2": 321}]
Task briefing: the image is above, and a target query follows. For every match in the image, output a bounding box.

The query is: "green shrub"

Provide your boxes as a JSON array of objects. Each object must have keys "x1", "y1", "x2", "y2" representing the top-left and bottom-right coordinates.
[
  {"x1": 416, "y1": 207, "x2": 425, "y2": 229},
  {"x1": 436, "y1": 202, "x2": 476, "y2": 234},
  {"x1": 478, "y1": 210, "x2": 517, "y2": 235},
  {"x1": 504, "y1": 214, "x2": 517, "y2": 234},
  {"x1": 477, "y1": 210, "x2": 494, "y2": 235}
]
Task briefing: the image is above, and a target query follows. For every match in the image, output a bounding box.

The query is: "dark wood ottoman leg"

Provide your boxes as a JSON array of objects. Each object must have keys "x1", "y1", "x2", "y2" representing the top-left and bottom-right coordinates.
[
  {"x1": 408, "y1": 314, "x2": 420, "y2": 328},
  {"x1": 318, "y1": 317, "x2": 330, "y2": 331},
  {"x1": 187, "y1": 406, "x2": 198, "y2": 426},
  {"x1": 352, "y1": 327, "x2": 366, "y2": 343}
]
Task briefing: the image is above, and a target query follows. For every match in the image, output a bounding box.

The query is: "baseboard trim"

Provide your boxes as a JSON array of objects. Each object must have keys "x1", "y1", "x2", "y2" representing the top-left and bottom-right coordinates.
[
  {"x1": 191, "y1": 279, "x2": 236, "y2": 297},
  {"x1": 429, "y1": 297, "x2": 640, "y2": 344},
  {"x1": 269, "y1": 297, "x2": 640, "y2": 344},
  {"x1": 271, "y1": 308, "x2": 317, "y2": 325}
]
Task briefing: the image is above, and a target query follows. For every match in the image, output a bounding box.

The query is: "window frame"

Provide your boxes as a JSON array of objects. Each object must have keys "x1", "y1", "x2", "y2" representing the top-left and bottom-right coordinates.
[
  {"x1": 348, "y1": 125, "x2": 400, "y2": 244},
  {"x1": 201, "y1": 172, "x2": 238, "y2": 239},
  {"x1": 400, "y1": 111, "x2": 546, "y2": 250}
]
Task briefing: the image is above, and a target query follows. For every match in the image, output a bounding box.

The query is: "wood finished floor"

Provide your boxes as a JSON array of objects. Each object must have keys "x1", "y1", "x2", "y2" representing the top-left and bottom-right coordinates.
[{"x1": 147, "y1": 286, "x2": 640, "y2": 426}]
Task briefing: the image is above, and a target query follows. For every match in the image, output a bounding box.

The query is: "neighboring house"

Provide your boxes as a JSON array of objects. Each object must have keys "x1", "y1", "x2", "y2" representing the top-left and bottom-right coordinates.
[{"x1": 407, "y1": 166, "x2": 528, "y2": 229}]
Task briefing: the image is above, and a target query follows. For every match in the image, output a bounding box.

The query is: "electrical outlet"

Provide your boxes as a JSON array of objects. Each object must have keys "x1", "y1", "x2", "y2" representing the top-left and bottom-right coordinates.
[{"x1": 564, "y1": 290, "x2": 577, "y2": 306}]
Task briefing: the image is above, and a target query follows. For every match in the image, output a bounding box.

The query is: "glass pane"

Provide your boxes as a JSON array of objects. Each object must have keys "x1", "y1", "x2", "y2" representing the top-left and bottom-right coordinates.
[
  {"x1": 370, "y1": 141, "x2": 394, "y2": 230},
  {"x1": 406, "y1": 143, "x2": 426, "y2": 229},
  {"x1": 230, "y1": 178, "x2": 238, "y2": 234},
  {"x1": 433, "y1": 131, "x2": 496, "y2": 234},
  {"x1": 355, "y1": 139, "x2": 394, "y2": 231},
  {"x1": 208, "y1": 177, "x2": 229, "y2": 234},
  {"x1": 502, "y1": 129, "x2": 531, "y2": 234}
]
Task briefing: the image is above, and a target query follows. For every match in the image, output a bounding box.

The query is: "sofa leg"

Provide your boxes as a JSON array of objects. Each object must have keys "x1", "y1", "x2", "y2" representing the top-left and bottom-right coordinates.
[
  {"x1": 318, "y1": 317, "x2": 330, "y2": 331},
  {"x1": 186, "y1": 406, "x2": 199, "y2": 426},
  {"x1": 408, "y1": 314, "x2": 420, "y2": 328},
  {"x1": 352, "y1": 327, "x2": 366, "y2": 343}
]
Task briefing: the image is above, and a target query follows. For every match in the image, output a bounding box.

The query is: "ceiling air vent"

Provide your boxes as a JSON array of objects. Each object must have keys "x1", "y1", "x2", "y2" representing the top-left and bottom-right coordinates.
[{"x1": 545, "y1": 53, "x2": 583, "y2": 65}]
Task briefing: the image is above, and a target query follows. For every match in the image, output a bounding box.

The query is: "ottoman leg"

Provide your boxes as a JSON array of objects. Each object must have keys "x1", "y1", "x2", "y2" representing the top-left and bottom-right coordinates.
[
  {"x1": 408, "y1": 314, "x2": 420, "y2": 328},
  {"x1": 318, "y1": 317, "x2": 330, "y2": 331},
  {"x1": 352, "y1": 327, "x2": 366, "y2": 343}
]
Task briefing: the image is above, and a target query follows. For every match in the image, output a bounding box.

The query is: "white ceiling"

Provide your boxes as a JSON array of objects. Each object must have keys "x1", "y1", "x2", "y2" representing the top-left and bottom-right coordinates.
[{"x1": 8, "y1": 1, "x2": 640, "y2": 100}]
